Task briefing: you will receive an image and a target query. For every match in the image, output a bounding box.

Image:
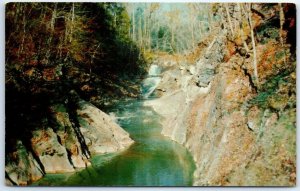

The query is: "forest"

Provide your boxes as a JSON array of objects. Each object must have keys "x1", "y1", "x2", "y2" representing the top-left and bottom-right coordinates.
[{"x1": 5, "y1": 2, "x2": 296, "y2": 187}]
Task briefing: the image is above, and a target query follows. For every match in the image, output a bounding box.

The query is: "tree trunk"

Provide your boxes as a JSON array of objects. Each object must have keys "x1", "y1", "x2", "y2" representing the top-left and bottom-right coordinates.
[
  {"x1": 237, "y1": 3, "x2": 250, "y2": 52},
  {"x1": 69, "y1": 3, "x2": 75, "y2": 43},
  {"x1": 171, "y1": 26, "x2": 174, "y2": 51},
  {"x1": 50, "y1": 3, "x2": 57, "y2": 31},
  {"x1": 144, "y1": 9, "x2": 147, "y2": 49},
  {"x1": 219, "y1": 6, "x2": 227, "y2": 31},
  {"x1": 225, "y1": 3, "x2": 234, "y2": 36},
  {"x1": 279, "y1": 3, "x2": 287, "y2": 64},
  {"x1": 18, "y1": 6, "x2": 26, "y2": 58},
  {"x1": 247, "y1": 4, "x2": 259, "y2": 87},
  {"x1": 191, "y1": 19, "x2": 195, "y2": 49},
  {"x1": 132, "y1": 9, "x2": 135, "y2": 41},
  {"x1": 138, "y1": 16, "x2": 143, "y2": 48}
]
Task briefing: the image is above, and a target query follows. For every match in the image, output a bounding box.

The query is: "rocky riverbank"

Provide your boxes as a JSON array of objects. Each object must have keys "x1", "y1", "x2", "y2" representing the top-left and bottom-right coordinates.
[
  {"x1": 5, "y1": 2, "x2": 296, "y2": 187},
  {"x1": 5, "y1": 99, "x2": 134, "y2": 186},
  {"x1": 145, "y1": 16, "x2": 296, "y2": 185},
  {"x1": 5, "y1": 3, "x2": 148, "y2": 186}
]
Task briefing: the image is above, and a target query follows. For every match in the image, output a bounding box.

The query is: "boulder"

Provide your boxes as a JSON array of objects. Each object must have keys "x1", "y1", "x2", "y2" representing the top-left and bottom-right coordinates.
[
  {"x1": 5, "y1": 140, "x2": 44, "y2": 185},
  {"x1": 30, "y1": 128, "x2": 75, "y2": 173},
  {"x1": 50, "y1": 104, "x2": 90, "y2": 169},
  {"x1": 76, "y1": 100, "x2": 134, "y2": 154}
]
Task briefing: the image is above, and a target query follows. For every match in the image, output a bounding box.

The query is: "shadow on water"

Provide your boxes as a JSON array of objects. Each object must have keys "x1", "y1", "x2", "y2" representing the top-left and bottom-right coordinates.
[{"x1": 33, "y1": 66, "x2": 195, "y2": 186}]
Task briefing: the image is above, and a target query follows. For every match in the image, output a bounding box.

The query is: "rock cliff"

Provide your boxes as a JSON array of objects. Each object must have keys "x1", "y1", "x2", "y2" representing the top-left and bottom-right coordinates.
[
  {"x1": 146, "y1": 27, "x2": 296, "y2": 186},
  {"x1": 5, "y1": 100, "x2": 134, "y2": 185}
]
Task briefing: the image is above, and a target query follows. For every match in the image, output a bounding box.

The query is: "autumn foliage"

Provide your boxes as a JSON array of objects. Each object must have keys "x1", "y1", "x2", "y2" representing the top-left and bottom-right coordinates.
[{"x1": 5, "y1": 3, "x2": 147, "y2": 154}]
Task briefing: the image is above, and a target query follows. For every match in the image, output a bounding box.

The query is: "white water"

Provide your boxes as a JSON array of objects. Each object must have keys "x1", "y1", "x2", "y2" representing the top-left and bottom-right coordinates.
[
  {"x1": 141, "y1": 64, "x2": 161, "y2": 98},
  {"x1": 33, "y1": 63, "x2": 195, "y2": 186},
  {"x1": 148, "y1": 64, "x2": 161, "y2": 76}
]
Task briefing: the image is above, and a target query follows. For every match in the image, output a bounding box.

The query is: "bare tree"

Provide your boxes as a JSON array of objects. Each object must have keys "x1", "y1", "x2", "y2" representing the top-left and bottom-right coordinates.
[
  {"x1": 246, "y1": 3, "x2": 259, "y2": 87},
  {"x1": 225, "y1": 3, "x2": 234, "y2": 36},
  {"x1": 279, "y1": 3, "x2": 287, "y2": 65}
]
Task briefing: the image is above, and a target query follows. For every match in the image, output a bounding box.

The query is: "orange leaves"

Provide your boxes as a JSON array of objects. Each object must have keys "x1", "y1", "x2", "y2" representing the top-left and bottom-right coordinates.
[
  {"x1": 41, "y1": 67, "x2": 61, "y2": 81},
  {"x1": 233, "y1": 35, "x2": 244, "y2": 47},
  {"x1": 281, "y1": 157, "x2": 296, "y2": 184},
  {"x1": 185, "y1": 45, "x2": 204, "y2": 64},
  {"x1": 233, "y1": 21, "x2": 250, "y2": 46},
  {"x1": 256, "y1": 41, "x2": 282, "y2": 82},
  {"x1": 251, "y1": 10, "x2": 263, "y2": 28},
  {"x1": 73, "y1": 52, "x2": 85, "y2": 62},
  {"x1": 81, "y1": 84, "x2": 93, "y2": 92},
  {"x1": 24, "y1": 68, "x2": 36, "y2": 77},
  {"x1": 42, "y1": 68, "x2": 55, "y2": 81},
  {"x1": 29, "y1": 59, "x2": 38, "y2": 66},
  {"x1": 224, "y1": 41, "x2": 236, "y2": 62},
  {"x1": 184, "y1": 34, "x2": 215, "y2": 64}
]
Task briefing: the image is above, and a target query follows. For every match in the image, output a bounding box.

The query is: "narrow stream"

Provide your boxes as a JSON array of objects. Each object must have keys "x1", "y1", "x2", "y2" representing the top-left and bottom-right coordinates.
[{"x1": 33, "y1": 65, "x2": 195, "y2": 186}]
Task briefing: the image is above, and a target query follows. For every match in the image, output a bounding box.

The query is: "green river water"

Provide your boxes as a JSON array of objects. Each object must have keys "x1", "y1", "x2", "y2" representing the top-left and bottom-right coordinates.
[{"x1": 33, "y1": 66, "x2": 195, "y2": 186}]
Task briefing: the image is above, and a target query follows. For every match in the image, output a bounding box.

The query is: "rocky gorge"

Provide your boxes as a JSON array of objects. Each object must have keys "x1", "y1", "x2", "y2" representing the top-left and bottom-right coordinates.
[
  {"x1": 145, "y1": 12, "x2": 296, "y2": 185},
  {"x1": 5, "y1": 98, "x2": 134, "y2": 185},
  {"x1": 5, "y1": 2, "x2": 144, "y2": 186},
  {"x1": 5, "y1": 2, "x2": 296, "y2": 187}
]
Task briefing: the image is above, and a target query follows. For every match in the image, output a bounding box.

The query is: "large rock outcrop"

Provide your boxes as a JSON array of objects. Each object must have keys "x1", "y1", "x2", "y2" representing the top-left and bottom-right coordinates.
[
  {"x1": 5, "y1": 100, "x2": 134, "y2": 185},
  {"x1": 5, "y1": 141, "x2": 44, "y2": 186},
  {"x1": 31, "y1": 127, "x2": 76, "y2": 173},
  {"x1": 146, "y1": 31, "x2": 296, "y2": 186},
  {"x1": 77, "y1": 100, "x2": 134, "y2": 154}
]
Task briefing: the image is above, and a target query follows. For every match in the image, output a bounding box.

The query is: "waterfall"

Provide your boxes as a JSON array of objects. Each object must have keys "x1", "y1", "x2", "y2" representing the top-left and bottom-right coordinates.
[
  {"x1": 141, "y1": 64, "x2": 161, "y2": 98},
  {"x1": 148, "y1": 64, "x2": 161, "y2": 76}
]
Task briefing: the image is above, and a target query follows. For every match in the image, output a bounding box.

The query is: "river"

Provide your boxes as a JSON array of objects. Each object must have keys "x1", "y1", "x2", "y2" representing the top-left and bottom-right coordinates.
[{"x1": 32, "y1": 65, "x2": 195, "y2": 186}]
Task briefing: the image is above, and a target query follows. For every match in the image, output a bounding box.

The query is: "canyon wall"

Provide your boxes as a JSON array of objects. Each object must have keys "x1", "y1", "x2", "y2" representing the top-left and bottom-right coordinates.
[{"x1": 146, "y1": 20, "x2": 296, "y2": 186}]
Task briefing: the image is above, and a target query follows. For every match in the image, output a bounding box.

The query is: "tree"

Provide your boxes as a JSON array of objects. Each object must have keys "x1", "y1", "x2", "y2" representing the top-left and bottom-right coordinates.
[{"x1": 246, "y1": 3, "x2": 259, "y2": 87}]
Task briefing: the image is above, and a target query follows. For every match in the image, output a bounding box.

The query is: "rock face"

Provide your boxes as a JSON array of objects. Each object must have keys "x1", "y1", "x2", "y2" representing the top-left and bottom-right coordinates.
[
  {"x1": 50, "y1": 104, "x2": 89, "y2": 169},
  {"x1": 147, "y1": 32, "x2": 296, "y2": 186},
  {"x1": 185, "y1": 63, "x2": 258, "y2": 186},
  {"x1": 5, "y1": 100, "x2": 134, "y2": 185},
  {"x1": 77, "y1": 100, "x2": 134, "y2": 154},
  {"x1": 195, "y1": 34, "x2": 226, "y2": 88},
  {"x1": 31, "y1": 128, "x2": 75, "y2": 173},
  {"x1": 5, "y1": 141, "x2": 44, "y2": 186}
]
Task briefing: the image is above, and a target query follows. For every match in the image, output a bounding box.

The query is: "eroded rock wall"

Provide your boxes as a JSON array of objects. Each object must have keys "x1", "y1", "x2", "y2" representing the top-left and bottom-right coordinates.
[
  {"x1": 5, "y1": 100, "x2": 134, "y2": 185},
  {"x1": 148, "y1": 32, "x2": 296, "y2": 186}
]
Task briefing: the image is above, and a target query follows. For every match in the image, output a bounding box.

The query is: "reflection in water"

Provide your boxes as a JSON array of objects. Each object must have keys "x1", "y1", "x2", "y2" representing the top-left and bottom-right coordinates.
[{"x1": 33, "y1": 99, "x2": 195, "y2": 186}]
